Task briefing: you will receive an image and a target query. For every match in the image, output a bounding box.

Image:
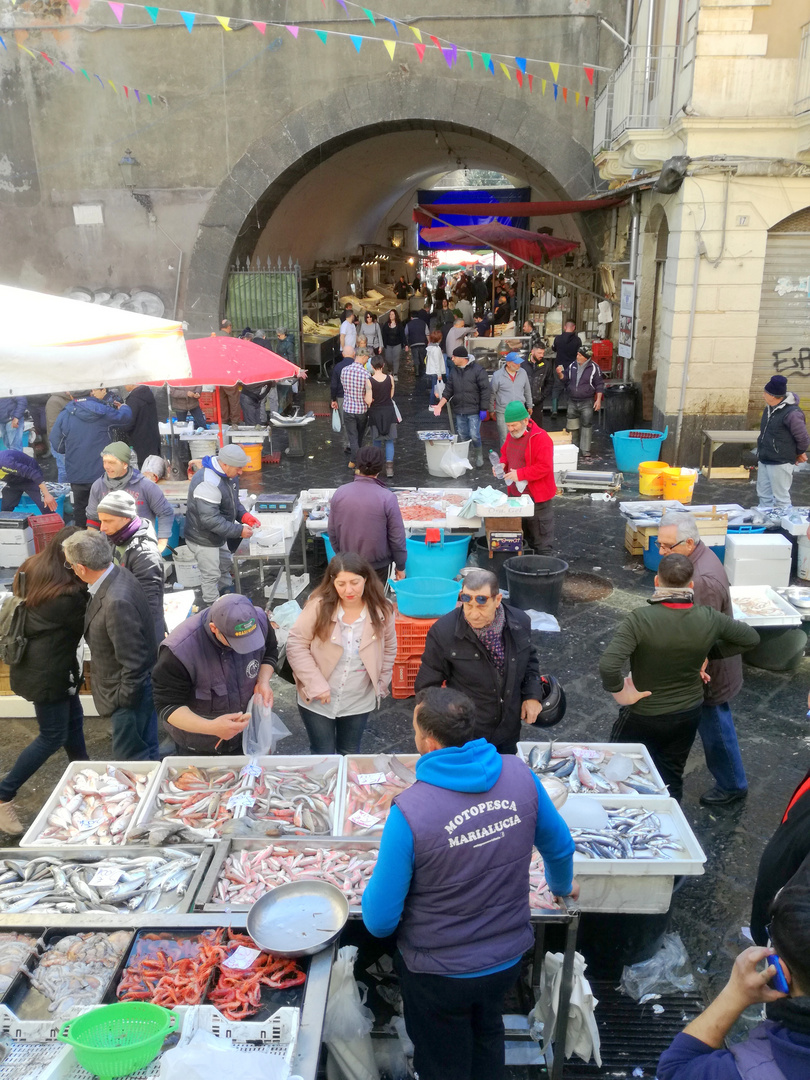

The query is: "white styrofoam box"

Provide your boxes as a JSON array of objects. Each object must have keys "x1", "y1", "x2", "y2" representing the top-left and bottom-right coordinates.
[
  {"x1": 780, "y1": 511, "x2": 810, "y2": 537},
  {"x1": 337, "y1": 754, "x2": 420, "y2": 836},
  {"x1": 252, "y1": 755, "x2": 345, "y2": 836},
  {"x1": 249, "y1": 507, "x2": 303, "y2": 556},
  {"x1": 725, "y1": 532, "x2": 792, "y2": 562},
  {"x1": 228, "y1": 429, "x2": 267, "y2": 444},
  {"x1": 730, "y1": 587, "x2": 802, "y2": 628},
  {"x1": 131, "y1": 756, "x2": 261, "y2": 837},
  {"x1": 474, "y1": 494, "x2": 534, "y2": 517},
  {"x1": 726, "y1": 558, "x2": 791, "y2": 589},
  {"x1": 517, "y1": 741, "x2": 668, "y2": 795},
  {"x1": 19, "y1": 761, "x2": 162, "y2": 848}
]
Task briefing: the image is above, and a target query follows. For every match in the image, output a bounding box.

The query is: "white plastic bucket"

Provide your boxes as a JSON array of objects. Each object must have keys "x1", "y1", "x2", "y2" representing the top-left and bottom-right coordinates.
[{"x1": 798, "y1": 535, "x2": 810, "y2": 581}]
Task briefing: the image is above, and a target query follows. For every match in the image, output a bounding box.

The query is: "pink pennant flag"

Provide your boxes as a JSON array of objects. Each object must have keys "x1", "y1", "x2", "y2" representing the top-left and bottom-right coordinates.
[
  {"x1": 124, "y1": 85, "x2": 129, "y2": 97},
  {"x1": 67, "y1": 0, "x2": 81, "y2": 13},
  {"x1": 414, "y1": 42, "x2": 425, "y2": 62},
  {"x1": 39, "y1": 51, "x2": 54, "y2": 64},
  {"x1": 253, "y1": 21, "x2": 266, "y2": 33},
  {"x1": 286, "y1": 25, "x2": 299, "y2": 38},
  {"x1": 108, "y1": 2, "x2": 124, "y2": 24}
]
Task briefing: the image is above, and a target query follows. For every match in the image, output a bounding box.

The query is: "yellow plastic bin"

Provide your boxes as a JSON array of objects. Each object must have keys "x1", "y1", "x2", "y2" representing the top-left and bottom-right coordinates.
[
  {"x1": 662, "y1": 467, "x2": 697, "y2": 503},
  {"x1": 242, "y1": 443, "x2": 263, "y2": 472},
  {"x1": 638, "y1": 460, "x2": 670, "y2": 497}
]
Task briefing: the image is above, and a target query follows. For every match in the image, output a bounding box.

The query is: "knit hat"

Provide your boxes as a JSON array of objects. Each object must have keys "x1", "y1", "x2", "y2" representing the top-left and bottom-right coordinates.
[
  {"x1": 217, "y1": 443, "x2": 249, "y2": 467},
  {"x1": 101, "y1": 441, "x2": 132, "y2": 464},
  {"x1": 577, "y1": 345, "x2": 591, "y2": 361},
  {"x1": 452, "y1": 346, "x2": 469, "y2": 358},
  {"x1": 764, "y1": 375, "x2": 788, "y2": 397},
  {"x1": 504, "y1": 352, "x2": 522, "y2": 366},
  {"x1": 97, "y1": 491, "x2": 138, "y2": 519},
  {"x1": 504, "y1": 401, "x2": 530, "y2": 422}
]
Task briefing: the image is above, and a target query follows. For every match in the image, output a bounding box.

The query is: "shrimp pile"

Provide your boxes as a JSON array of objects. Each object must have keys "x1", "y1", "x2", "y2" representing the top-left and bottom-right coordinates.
[
  {"x1": 116, "y1": 930, "x2": 225, "y2": 1007},
  {"x1": 208, "y1": 932, "x2": 305, "y2": 1020}
]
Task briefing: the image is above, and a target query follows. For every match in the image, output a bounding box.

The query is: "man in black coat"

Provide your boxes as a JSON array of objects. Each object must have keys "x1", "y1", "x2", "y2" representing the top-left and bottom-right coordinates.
[
  {"x1": 414, "y1": 568, "x2": 544, "y2": 754},
  {"x1": 432, "y1": 347, "x2": 491, "y2": 468},
  {"x1": 62, "y1": 529, "x2": 158, "y2": 760},
  {"x1": 122, "y1": 384, "x2": 161, "y2": 467}
]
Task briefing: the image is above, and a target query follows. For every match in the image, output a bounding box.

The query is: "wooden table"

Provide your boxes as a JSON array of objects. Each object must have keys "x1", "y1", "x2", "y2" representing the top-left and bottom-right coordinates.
[{"x1": 699, "y1": 429, "x2": 759, "y2": 479}]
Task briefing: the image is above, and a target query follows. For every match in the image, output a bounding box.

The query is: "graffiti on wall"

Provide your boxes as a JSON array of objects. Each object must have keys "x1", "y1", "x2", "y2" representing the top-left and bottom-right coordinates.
[
  {"x1": 772, "y1": 347, "x2": 810, "y2": 377},
  {"x1": 65, "y1": 287, "x2": 165, "y2": 317}
]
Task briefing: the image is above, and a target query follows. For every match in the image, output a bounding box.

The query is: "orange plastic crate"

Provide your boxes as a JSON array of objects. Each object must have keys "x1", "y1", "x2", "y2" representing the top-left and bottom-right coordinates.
[
  {"x1": 198, "y1": 392, "x2": 218, "y2": 421},
  {"x1": 392, "y1": 655, "x2": 422, "y2": 699},
  {"x1": 394, "y1": 612, "x2": 437, "y2": 660},
  {"x1": 31, "y1": 513, "x2": 65, "y2": 553}
]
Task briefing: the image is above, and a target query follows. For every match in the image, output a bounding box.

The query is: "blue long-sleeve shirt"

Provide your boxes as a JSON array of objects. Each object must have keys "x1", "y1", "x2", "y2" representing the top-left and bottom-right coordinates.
[
  {"x1": 0, "y1": 397, "x2": 27, "y2": 425},
  {"x1": 657, "y1": 1026, "x2": 810, "y2": 1080},
  {"x1": 362, "y1": 739, "x2": 574, "y2": 974}
]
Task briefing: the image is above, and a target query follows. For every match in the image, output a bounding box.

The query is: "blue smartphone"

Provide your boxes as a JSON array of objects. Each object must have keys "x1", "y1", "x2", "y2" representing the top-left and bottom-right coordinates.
[{"x1": 767, "y1": 954, "x2": 789, "y2": 994}]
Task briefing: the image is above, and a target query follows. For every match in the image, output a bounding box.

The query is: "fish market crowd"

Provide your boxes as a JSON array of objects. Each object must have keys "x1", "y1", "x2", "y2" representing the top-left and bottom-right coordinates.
[{"x1": 0, "y1": 312, "x2": 808, "y2": 1080}]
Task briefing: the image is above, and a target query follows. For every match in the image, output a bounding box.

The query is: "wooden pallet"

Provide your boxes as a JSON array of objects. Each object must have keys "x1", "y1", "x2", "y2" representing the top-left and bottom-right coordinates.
[{"x1": 625, "y1": 512, "x2": 728, "y2": 554}]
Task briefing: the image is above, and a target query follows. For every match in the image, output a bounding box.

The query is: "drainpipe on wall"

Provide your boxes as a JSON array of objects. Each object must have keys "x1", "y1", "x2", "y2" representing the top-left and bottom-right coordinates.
[
  {"x1": 625, "y1": 0, "x2": 634, "y2": 51},
  {"x1": 643, "y1": 0, "x2": 656, "y2": 124},
  {"x1": 674, "y1": 239, "x2": 706, "y2": 465},
  {"x1": 626, "y1": 193, "x2": 641, "y2": 382}
]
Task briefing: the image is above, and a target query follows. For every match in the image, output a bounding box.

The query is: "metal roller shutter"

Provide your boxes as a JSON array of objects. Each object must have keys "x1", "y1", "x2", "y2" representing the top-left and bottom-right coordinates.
[{"x1": 749, "y1": 209, "x2": 810, "y2": 423}]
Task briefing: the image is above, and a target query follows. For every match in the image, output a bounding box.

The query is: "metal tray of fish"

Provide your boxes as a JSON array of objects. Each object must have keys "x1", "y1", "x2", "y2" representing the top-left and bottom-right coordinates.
[
  {"x1": 196, "y1": 838, "x2": 380, "y2": 914},
  {"x1": 517, "y1": 742, "x2": 668, "y2": 796},
  {"x1": 0, "y1": 934, "x2": 45, "y2": 1004},
  {"x1": 0, "y1": 847, "x2": 213, "y2": 917},
  {"x1": 19, "y1": 762, "x2": 161, "y2": 849},
  {"x1": 129, "y1": 757, "x2": 263, "y2": 842},
  {"x1": 338, "y1": 754, "x2": 419, "y2": 836},
  {"x1": 236, "y1": 756, "x2": 344, "y2": 839},
  {"x1": 3, "y1": 929, "x2": 133, "y2": 1022}
]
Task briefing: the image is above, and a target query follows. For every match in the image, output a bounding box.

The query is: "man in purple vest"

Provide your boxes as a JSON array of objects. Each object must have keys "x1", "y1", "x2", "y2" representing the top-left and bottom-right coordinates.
[
  {"x1": 362, "y1": 687, "x2": 577, "y2": 1080},
  {"x1": 152, "y1": 593, "x2": 277, "y2": 754}
]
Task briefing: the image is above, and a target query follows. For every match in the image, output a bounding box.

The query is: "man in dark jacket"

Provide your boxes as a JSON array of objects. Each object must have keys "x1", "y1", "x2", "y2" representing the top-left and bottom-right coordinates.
[
  {"x1": 153, "y1": 593, "x2": 277, "y2": 754},
  {"x1": 414, "y1": 569, "x2": 545, "y2": 754},
  {"x1": 757, "y1": 375, "x2": 810, "y2": 511},
  {"x1": 0, "y1": 449, "x2": 57, "y2": 512},
  {"x1": 328, "y1": 446, "x2": 407, "y2": 582},
  {"x1": 552, "y1": 320, "x2": 581, "y2": 368},
  {"x1": 556, "y1": 345, "x2": 604, "y2": 462},
  {"x1": 121, "y1": 384, "x2": 161, "y2": 466},
  {"x1": 97, "y1": 490, "x2": 166, "y2": 646},
  {"x1": 50, "y1": 391, "x2": 133, "y2": 527},
  {"x1": 599, "y1": 554, "x2": 760, "y2": 801},
  {"x1": 657, "y1": 512, "x2": 748, "y2": 807},
  {"x1": 87, "y1": 441, "x2": 174, "y2": 550},
  {"x1": 0, "y1": 396, "x2": 27, "y2": 452},
  {"x1": 184, "y1": 443, "x2": 260, "y2": 603},
  {"x1": 432, "y1": 347, "x2": 491, "y2": 468},
  {"x1": 63, "y1": 529, "x2": 157, "y2": 760},
  {"x1": 405, "y1": 314, "x2": 428, "y2": 379},
  {"x1": 522, "y1": 341, "x2": 552, "y2": 428},
  {"x1": 362, "y1": 686, "x2": 576, "y2": 1080}
]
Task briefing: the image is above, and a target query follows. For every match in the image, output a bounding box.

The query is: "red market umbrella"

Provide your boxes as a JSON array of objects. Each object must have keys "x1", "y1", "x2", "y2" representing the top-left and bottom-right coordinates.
[{"x1": 418, "y1": 222, "x2": 579, "y2": 269}]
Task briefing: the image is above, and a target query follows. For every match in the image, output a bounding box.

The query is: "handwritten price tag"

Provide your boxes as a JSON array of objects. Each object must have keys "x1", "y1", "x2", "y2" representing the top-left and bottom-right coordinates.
[
  {"x1": 223, "y1": 946, "x2": 262, "y2": 970},
  {"x1": 89, "y1": 866, "x2": 122, "y2": 888},
  {"x1": 240, "y1": 763, "x2": 263, "y2": 779},
  {"x1": 356, "y1": 773, "x2": 387, "y2": 787},
  {"x1": 349, "y1": 810, "x2": 380, "y2": 829},
  {"x1": 77, "y1": 818, "x2": 98, "y2": 832},
  {"x1": 227, "y1": 792, "x2": 256, "y2": 810}
]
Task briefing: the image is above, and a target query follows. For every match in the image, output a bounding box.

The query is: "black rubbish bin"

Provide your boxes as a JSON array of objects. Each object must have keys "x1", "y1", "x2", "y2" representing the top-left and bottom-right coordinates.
[
  {"x1": 603, "y1": 383, "x2": 638, "y2": 435},
  {"x1": 504, "y1": 555, "x2": 568, "y2": 614}
]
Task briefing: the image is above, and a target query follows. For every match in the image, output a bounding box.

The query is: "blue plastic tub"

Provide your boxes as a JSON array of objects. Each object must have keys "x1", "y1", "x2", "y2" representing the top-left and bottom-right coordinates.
[
  {"x1": 405, "y1": 533, "x2": 470, "y2": 579},
  {"x1": 15, "y1": 493, "x2": 65, "y2": 517},
  {"x1": 611, "y1": 426, "x2": 669, "y2": 473},
  {"x1": 323, "y1": 535, "x2": 335, "y2": 562},
  {"x1": 389, "y1": 577, "x2": 460, "y2": 617},
  {"x1": 643, "y1": 532, "x2": 751, "y2": 571}
]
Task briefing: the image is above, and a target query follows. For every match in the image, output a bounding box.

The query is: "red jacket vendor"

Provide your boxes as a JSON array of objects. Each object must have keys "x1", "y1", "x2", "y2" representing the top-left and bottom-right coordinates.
[{"x1": 496, "y1": 401, "x2": 556, "y2": 555}]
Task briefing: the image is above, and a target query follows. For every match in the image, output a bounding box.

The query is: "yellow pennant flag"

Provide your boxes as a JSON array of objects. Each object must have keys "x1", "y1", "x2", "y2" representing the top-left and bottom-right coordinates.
[
  {"x1": 575, "y1": 91, "x2": 580, "y2": 105},
  {"x1": 18, "y1": 42, "x2": 35, "y2": 56},
  {"x1": 411, "y1": 27, "x2": 422, "y2": 42},
  {"x1": 549, "y1": 61, "x2": 559, "y2": 83},
  {"x1": 499, "y1": 63, "x2": 511, "y2": 80},
  {"x1": 383, "y1": 40, "x2": 396, "y2": 61},
  {"x1": 541, "y1": 78, "x2": 547, "y2": 95},
  {"x1": 216, "y1": 16, "x2": 231, "y2": 30},
  {"x1": 108, "y1": 79, "x2": 117, "y2": 92}
]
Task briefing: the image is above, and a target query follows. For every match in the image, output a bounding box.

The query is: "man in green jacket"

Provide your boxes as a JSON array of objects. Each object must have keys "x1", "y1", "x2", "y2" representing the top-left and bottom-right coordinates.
[{"x1": 598, "y1": 554, "x2": 759, "y2": 801}]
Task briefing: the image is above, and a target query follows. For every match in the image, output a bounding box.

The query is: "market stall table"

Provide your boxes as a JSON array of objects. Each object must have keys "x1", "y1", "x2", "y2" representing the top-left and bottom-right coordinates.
[
  {"x1": 233, "y1": 516, "x2": 308, "y2": 603},
  {"x1": 699, "y1": 429, "x2": 759, "y2": 479}
]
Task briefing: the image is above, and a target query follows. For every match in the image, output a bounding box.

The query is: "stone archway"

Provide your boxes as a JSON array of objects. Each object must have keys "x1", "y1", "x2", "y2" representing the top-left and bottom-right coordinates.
[{"x1": 184, "y1": 76, "x2": 599, "y2": 334}]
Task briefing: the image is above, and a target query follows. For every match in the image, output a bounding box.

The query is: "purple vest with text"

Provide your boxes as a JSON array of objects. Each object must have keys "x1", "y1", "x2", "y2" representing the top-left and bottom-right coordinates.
[
  {"x1": 394, "y1": 754, "x2": 538, "y2": 975},
  {"x1": 161, "y1": 606, "x2": 267, "y2": 754}
]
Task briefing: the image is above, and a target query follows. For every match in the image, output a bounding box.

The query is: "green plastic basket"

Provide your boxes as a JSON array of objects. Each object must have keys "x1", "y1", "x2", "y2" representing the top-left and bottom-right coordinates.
[{"x1": 58, "y1": 1002, "x2": 178, "y2": 1079}]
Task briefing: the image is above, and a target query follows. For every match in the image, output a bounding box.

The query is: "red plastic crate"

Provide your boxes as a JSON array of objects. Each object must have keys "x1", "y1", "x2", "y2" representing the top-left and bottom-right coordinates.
[
  {"x1": 394, "y1": 612, "x2": 437, "y2": 660},
  {"x1": 392, "y1": 655, "x2": 422, "y2": 699},
  {"x1": 591, "y1": 339, "x2": 614, "y2": 372},
  {"x1": 198, "y1": 392, "x2": 218, "y2": 421},
  {"x1": 31, "y1": 513, "x2": 65, "y2": 553}
]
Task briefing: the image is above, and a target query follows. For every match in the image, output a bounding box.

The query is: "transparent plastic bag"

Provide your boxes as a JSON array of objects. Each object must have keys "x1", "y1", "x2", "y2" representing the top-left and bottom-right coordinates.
[
  {"x1": 438, "y1": 448, "x2": 472, "y2": 479},
  {"x1": 619, "y1": 933, "x2": 696, "y2": 1002},
  {"x1": 242, "y1": 695, "x2": 291, "y2": 756},
  {"x1": 158, "y1": 1030, "x2": 290, "y2": 1080},
  {"x1": 324, "y1": 946, "x2": 379, "y2": 1080},
  {"x1": 332, "y1": 409, "x2": 342, "y2": 433}
]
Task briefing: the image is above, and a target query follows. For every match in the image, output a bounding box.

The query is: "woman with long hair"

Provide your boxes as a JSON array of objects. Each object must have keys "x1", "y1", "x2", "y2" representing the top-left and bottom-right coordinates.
[
  {"x1": 286, "y1": 553, "x2": 397, "y2": 755},
  {"x1": 364, "y1": 356, "x2": 398, "y2": 477},
  {"x1": 363, "y1": 311, "x2": 383, "y2": 356},
  {"x1": 0, "y1": 526, "x2": 88, "y2": 835},
  {"x1": 381, "y1": 309, "x2": 406, "y2": 380}
]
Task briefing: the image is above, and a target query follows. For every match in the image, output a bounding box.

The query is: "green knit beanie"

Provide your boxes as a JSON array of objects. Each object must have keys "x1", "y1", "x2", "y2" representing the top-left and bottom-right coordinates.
[
  {"x1": 102, "y1": 441, "x2": 132, "y2": 464},
  {"x1": 504, "y1": 401, "x2": 530, "y2": 423}
]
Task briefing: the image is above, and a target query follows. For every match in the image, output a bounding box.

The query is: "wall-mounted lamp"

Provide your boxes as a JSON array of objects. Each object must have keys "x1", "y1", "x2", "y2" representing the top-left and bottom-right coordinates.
[
  {"x1": 388, "y1": 223, "x2": 406, "y2": 248},
  {"x1": 119, "y1": 149, "x2": 140, "y2": 188}
]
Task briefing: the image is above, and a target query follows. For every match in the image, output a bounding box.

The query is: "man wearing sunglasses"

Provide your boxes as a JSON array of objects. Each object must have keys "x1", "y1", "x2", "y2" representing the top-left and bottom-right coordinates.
[{"x1": 413, "y1": 568, "x2": 545, "y2": 754}]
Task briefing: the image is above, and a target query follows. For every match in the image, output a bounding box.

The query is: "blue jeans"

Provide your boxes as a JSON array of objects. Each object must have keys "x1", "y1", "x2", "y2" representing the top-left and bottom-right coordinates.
[
  {"x1": 373, "y1": 438, "x2": 395, "y2": 462},
  {"x1": 0, "y1": 695, "x2": 86, "y2": 802},
  {"x1": 298, "y1": 703, "x2": 370, "y2": 755},
  {"x1": 110, "y1": 679, "x2": 159, "y2": 761},
  {"x1": 174, "y1": 407, "x2": 207, "y2": 430},
  {"x1": 698, "y1": 702, "x2": 748, "y2": 793},
  {"x1": 53, "y1": 451, "x2": 67, "y2": 484},
  {"x1": 1, "y1": 421, "x2": 23, "y2": 451},
  {"x1": 455, "y1": 411, "x2": 481, "y2": 448}
]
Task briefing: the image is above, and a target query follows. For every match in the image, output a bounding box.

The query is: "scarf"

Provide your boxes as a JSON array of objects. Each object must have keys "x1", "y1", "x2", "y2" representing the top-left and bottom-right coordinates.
[
  {"x1": 111, "y1": 516, "x2": 142, "y2": 545},
  {"x1": 106, "y1": 467, "x2": 133, "y2": 492},
  {"x1": 470, "y1": 603, "x2": 507, "y2": 675},
  {"x1": 648, "y1": 587, "x2": 694, "y2": 605},
  {"x1": 767, "y1": 996, "x2": 810, "y2": 1035}
]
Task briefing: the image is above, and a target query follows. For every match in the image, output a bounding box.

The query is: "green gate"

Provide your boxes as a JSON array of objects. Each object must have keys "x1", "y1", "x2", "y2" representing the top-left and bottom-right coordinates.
[{"x1": 225, "y1": 257, "x2": 303, "y2": 365}]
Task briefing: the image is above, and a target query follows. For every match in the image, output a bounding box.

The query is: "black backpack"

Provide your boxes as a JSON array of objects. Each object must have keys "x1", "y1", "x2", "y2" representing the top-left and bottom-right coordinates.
[{"x1": 0, "y1": 594, "x2": 27, "y2": 666}]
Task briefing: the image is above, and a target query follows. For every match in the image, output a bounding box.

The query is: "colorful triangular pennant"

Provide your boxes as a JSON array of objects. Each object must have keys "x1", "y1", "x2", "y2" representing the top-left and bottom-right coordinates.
[
  {"x1": 575, "y1": 90, "x2": 580, "y2": 105},
  {"x1": 286, "y1": 25, "x2": 299, "y2": 37},
  {"x1": 516, "y1": 70, "x2": 523, "y2": 88},
  {"x1": 179, "y1": 11, "x2": 195, "y2": 32},
  {"x1": 549, "y1": 61, "x2": 559, "y2": 83},
  {"x1": 253, "y1": 21, "x2": 266, "y2": 33},
  {"x1": 384, "y1": 18, "x2": 398, "y2": 36},
  {"x1": 442, "y1": 47, "x2": 454, "y2": 68},
  {"x1": 18, "y1": 43, "x2": 35, "y2": 56},
  {"x1": 67, "y1": 0, "x2": 81, "y2": 14},
  {"x1": 541, "y1": 78, "x2": 547, "y2": 95},
  {"x1": 515, "y1": 57, "x2": 526, "y2": 74},
  {"x1": 383, "y1": 40, "x2": 395, "y2": 61},
  {"x1": 0, "y1": 35, "x2": 5, "y2": 49},
  {"x1": 108, "y1": 2, "x2": 124, "y2": 24},
  {"x1": 362, "y1": 8, "x2": 375, "y2": 24},
  {"x1": 316, "y1": 29, "x2": 328, "y2": 43},
  {"x1": 80, "y1": 68, "x2": 90, "y2": 80},
  {"x1": 467, "y1": 51, "x2": 474, "y2": 69},
  {"x1": 335, "y1": 0, "x2": 347, "y2": 9},
  {"x1": 499, "y1": 63, "x2": 510, "y2": 80},
  {"x1": 124, "y1": 85, "x2": 129, "y2": 97},
  {"x1": 585, "y1": 97, "x2": 589, "y2": 109},
  {"x1": 481, "y1": 51, "x2": 491, "y2": 71},
  {"x1": 350, "y1": 35, "x2": 363, "y2": 52},
  {"x1": 429, "y1": 35, "x2": 441, "y2": 49},
  {"x1": 40, "y1": 51, "x2": 53, "y2": 65},
  {"x1": 144, "y1": 6, "x2": 158, "y2": 22},
  {"x1": 411, "y1": 27, "x2": 422, "y2": 43},
  {"x1": 562, "y1": 87, "x2": 568, "y2": 102},
  {"x1": 553, "y1": 83, "x2": 558, "y2": 100},
  {"x1": 108, "y1": 79, "x2": 116, "y2": 92},
  {"x1": 414, "y1": 42, "x2": 425, "y2": 62},
  {"x1": 584, "y1": 66, "x2": 594, "y2": 85},
  {"x1": 216, "y1": 16, "x2": 231, "y2": 30},
  {"x1": 147, "y1": 93, "x2": 152, "y2": 104},
  {"x1": 528, "y1": 73, "x2": 533, "y2": 92},
  {"x1": 60, "y1": 60, "x2": 74, "y2": 71},
  {"x1": 134, "y1": 88, "x2": 140, "y2": 100}
]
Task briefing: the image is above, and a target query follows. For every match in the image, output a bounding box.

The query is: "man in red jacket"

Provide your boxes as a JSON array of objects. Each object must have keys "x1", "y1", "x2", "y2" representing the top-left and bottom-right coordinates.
[{"x1": 497, "y1": 401, "x2": 556, "y2": 554}]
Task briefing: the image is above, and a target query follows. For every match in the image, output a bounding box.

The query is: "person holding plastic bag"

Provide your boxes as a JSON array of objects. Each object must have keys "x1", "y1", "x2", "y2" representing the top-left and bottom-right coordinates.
[
  {"x1": 286, "y1": 552, "x2": 397, "y2": 755},
  {"x1": 362, "y1": 686, "x2": 578, "y2": 1080},
  {"x1": 425, "y1": 329, "x2": 446, "y2": 405},
  {"x1": 497, "y1": 401, "x2": 557, "y2": 555},
  {"x1": 152, "y1": 593, "x2": 278, "y2": 755}
]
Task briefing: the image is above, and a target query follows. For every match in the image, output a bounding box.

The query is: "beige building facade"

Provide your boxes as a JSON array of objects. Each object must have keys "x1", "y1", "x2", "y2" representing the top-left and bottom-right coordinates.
[{"x1": 594, "y1": 0, "x2": 810, "y2": 462}]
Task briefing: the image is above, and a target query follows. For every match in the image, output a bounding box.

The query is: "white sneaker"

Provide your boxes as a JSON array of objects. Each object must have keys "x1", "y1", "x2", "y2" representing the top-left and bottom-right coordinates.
[{"x1": 0, "y1": 801, "x2": 24, "y2": 836}]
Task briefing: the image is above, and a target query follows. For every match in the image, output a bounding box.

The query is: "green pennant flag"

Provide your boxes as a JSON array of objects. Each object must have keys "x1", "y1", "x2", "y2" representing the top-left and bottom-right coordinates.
[
  {"x1": 144, "y1": 6, "x2": 158, "y2": 22},
  {"x1": 80, "y1": 68, "x2": 91, "y2": 80},
  {"x1": 362, "y1": 8, "x2": 375, "y2": 24},
  {"x1": 316, "y1": 29, "x2": 328, "y2": 43},
  {"x1": 146, "y1": 93, "x2": 153, "y2": 105},
  {"x1": 467, "y1": 51, "x2": 474, "y2": 68}
]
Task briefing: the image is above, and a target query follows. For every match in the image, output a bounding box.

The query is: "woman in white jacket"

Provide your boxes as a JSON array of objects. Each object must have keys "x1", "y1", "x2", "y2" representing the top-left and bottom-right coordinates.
[{"x1": 425, "y1": 329, "x2": 447, "y2": 404}]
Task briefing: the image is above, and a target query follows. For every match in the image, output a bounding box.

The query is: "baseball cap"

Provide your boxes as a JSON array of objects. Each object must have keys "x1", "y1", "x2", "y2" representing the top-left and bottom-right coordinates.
[
  {"x1": 217, "y1": 443, "x2": 249, "y2": 468},
  {"x1": 504, "y1": 352, "x2": 522, "y2": 366},
  {"x1": 209, "y1": 594, "x2": 264, "y2": 654}
]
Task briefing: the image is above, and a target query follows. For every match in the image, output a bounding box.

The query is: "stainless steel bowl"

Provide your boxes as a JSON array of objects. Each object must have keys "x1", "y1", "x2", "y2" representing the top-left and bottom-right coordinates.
[
  {"x1": 785, "y1": 587, "x2": 810, "y2": 609},
  {"x1": 246, "y1": 881, "x2": 349, "y2": 957}
]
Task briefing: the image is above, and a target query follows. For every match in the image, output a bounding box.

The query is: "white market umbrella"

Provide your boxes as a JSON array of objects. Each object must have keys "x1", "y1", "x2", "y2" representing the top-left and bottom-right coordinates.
[{"x1": 0, "y1": 285, "x2": 191, "y2": 395}]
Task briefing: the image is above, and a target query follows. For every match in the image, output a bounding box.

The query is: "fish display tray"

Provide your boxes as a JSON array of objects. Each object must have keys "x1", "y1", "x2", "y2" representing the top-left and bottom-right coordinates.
[
  {"x1": 0, "y1": 847, "x2": 212, "y2": 917},
  {"x1": 249, "y1": 756, "x2": 345, "y2": 838},
  {"x1": 729, "y1": 586, "x2": 803, "y2": 627},
  {"x1": 564, "y1": 796, "x2": 706, "y2": 914},
  {"x1": 0, "y1": 932, "x2": 46, "y2": 1006},
  {"x1": 196, "y1": 837, "x2": 380, "y2": 914},
  {"x1": 130, "y1": 757, "x2": 264, "y2": 840},
  {"x1": 337, "y1": 755, "x2": 419, "y2": 837},
  {"x1": 19, "y1": 762, "x2": 162, "y2": 849},
  {"x1": 517, "y1": 742, "x2": 669, "y2": 797}
]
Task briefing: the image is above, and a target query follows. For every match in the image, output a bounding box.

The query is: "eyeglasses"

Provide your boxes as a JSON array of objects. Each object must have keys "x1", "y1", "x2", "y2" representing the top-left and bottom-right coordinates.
[
  {"x1": 64, "y1": 561, "x2": 74, "y2": 571},
  {"x1": 657, "y1": 539, "x2": 689, "y2": 553},
  {"x1": 459, "y1": 592, "x2": 493, "y2": 605}
]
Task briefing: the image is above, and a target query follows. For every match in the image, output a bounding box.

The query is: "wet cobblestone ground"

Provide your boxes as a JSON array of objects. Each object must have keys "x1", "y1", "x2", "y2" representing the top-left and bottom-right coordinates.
[{"x1": 2, "y1": 364, "x2": 808, "y2": 1073}]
